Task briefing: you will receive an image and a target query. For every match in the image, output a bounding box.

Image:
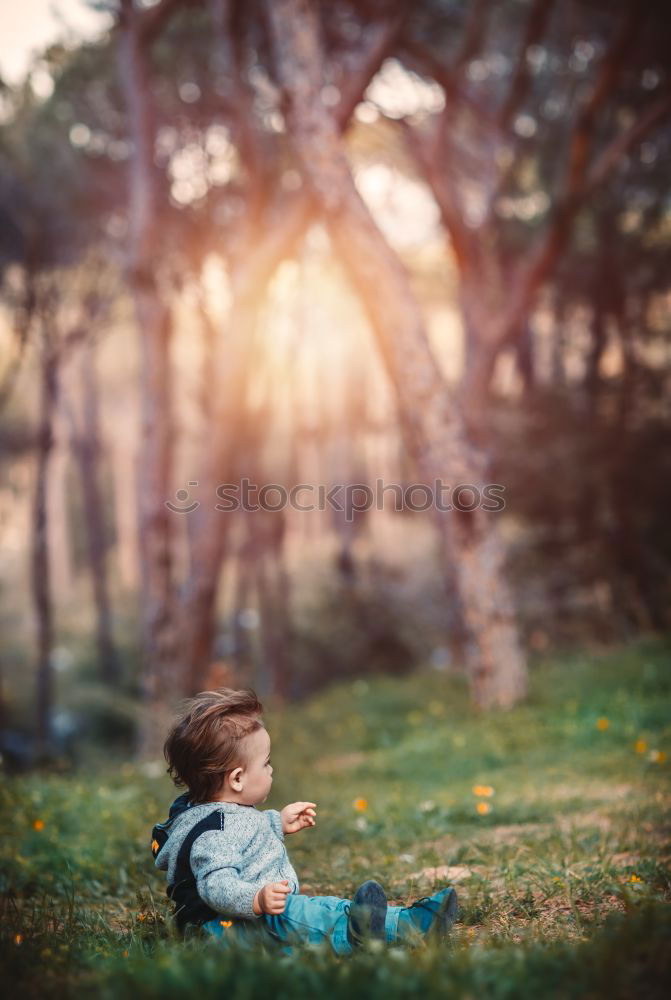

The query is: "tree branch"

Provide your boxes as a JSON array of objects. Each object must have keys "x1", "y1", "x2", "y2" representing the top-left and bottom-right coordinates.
[
  {"x1": 560, "y1": 1, "x2": 642, "y2": 206},
  {"x1": 497, "y1": 0, "x2": 556, "y2": 132},
  {"x1": 335, "y1": 11, "x2": 409, "y2": 127},
  {"x1": 585, "y1": 87, "x2": 671, "y2": 195},
  {"x1": 454, "y1": 0, "x2": 492, "y2": 74},
  {"x1": 137, "y1": 0, "x2": 192, "y2": 47},
  {"x1": 491, "y1": 1, "x2": 645, "y2": 351},
  {"x1": 399, "y1": 38, "x2": 497, "y2": 128},
  {"x1": 233, "y1": 9, "x2": 407, "y2": 295},
  {"x1": 397, "y1": 112, "x2": 481, "y2": 275}
]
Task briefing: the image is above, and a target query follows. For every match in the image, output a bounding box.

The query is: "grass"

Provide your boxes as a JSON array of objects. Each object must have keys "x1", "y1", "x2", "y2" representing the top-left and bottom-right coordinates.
[{"x1": 1, "y1": 635, "x2": 670, "y2": 997}]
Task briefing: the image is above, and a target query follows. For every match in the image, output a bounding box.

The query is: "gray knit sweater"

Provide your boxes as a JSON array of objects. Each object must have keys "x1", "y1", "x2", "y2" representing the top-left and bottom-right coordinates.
[{"x1": 154, "y1": 799, "x2": 300, "y2": 920}]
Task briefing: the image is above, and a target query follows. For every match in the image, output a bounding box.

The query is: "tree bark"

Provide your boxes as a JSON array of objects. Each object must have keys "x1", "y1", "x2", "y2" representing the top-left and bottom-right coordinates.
[
  {"x1": 67, "y1": 340, "x2": 121, "y2": 685},
  {"x1": 254, "y1": 512, "x2": 291, "y2": 701},
  {"x1": 46, "y1": 413, "x2": 74, "y2": 601},
  {"x1": 118, "y1": 0, "x2": 179, "y2": 753},
  {"x1": 267, "y1": 0, "x2": 528, "y2": 708},
  {"x1": 110, "y1": 424, "x2": 140, "y2": 590},
  {"x1": 32, "y1": 341, "x2": 58, "y2": 755},
  {"x1": 178, "y1": 286, "x2": 264, "y2": 696}
]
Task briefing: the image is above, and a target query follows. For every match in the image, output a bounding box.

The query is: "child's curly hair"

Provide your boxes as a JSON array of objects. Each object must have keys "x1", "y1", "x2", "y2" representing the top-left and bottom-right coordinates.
[{"x1": 164, "y1": 688, "x2": 264, "y2": 804}]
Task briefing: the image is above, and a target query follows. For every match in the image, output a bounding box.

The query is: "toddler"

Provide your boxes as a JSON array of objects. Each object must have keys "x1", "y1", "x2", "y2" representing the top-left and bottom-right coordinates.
[{"x1": 151, "y1": 688, "x2": 458, "y2": 955}]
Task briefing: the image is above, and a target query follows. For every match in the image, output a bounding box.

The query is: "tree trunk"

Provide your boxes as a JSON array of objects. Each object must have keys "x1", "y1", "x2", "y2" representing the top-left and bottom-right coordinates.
[
  {"x1": 32, "y1": 344, "x2": 58, "y2": 755},
  {"x1": 178, "y1": 287, "x2": 262, "y2": 696},
  {"x1": 231, "y1": 542, "x2": 255, "y2": 675},
  {"x1": 177, "y1": 9, "x2": 405, "y2": 692},
  {"x1": 549, "y1": 289, "x2": 568, "y2": 389},
  {"x1": 46, "y1": 414, "x2": 74, "y2": 600},
  {"x1": 69, "y1": 340, "x2": 121, "y2": 684},
  {"x1": 176, "y1": 194, "x2": 310, "y2": 697},
  {"x1": 118, "y1": 1, "x2": 179, "y2": 753},
  {"x1": 514, "y1": 321, "x2": 536, "y2": 396},
  {"x1": 258, "y1": 510, "x2": 291, "y2": 700},
  {"x1": 267, "y1": 0, "x2": 528, "y2": 708},
  {"x1": 110, "y1": 424, "x2": 140, "y2": 590}
]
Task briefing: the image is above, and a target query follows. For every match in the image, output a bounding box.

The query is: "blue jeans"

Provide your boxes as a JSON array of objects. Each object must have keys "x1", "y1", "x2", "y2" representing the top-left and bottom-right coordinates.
[{"x1": 203, "y1": 892, "x2": 405, "y2": 956}]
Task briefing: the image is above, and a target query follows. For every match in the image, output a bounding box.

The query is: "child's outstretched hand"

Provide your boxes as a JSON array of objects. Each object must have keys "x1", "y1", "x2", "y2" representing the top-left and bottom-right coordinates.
[{"x1": 280, "y1": 801, "x2": 317, "y2": 834}]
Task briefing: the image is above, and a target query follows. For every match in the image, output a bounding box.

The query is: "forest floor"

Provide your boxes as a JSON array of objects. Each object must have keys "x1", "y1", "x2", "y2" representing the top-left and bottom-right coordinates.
[{"x1": 1, "y1": 635, "x2": 670, "y2": 998}]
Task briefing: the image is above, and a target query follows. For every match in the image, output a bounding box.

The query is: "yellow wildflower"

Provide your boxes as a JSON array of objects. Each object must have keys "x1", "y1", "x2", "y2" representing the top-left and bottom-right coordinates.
[
  {"x1": 220, "y1": 920, "x2": 233, "y2": 928},
  {"x1": 33, "y1": 819, "x2": 45, "y2": 831},
  {"x1": 472, "y1": 785, "x2": 494, "y2": 797},
  {"x1": 353, "y1": 797, "x2": 368, "y2": 812},
  {"x1": 634, "y1": 740, "x2": 647, "y2": 754},
  {"x1": 628, "y1": 874, "x2": 642, "y2": 883},
  {"x1": 476, "y1": 802, "x2": 490, "y2": 815},
  {"x1": 137, "y1": 913, "x2": 146, "y2": 922},
  {"x1": 596, "y1": 717, "x2": 609, "y2": 731}
]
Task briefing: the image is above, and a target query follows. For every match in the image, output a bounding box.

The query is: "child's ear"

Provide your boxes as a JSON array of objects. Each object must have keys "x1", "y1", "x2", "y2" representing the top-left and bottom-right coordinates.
[{"x1": 229, "y1": 765, "x2": 244, "y2": 791}]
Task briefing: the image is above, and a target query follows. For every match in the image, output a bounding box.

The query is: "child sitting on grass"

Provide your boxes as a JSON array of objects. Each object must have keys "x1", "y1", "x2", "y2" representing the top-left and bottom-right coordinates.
[{"x1": 151, "y1": 687, "x2": 458, "y2": 955}]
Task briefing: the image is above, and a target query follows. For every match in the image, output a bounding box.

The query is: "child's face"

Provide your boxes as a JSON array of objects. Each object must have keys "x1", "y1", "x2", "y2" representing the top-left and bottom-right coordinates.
[{"x1": 236, "y1": 726, "x2": 274, "y2": 804}]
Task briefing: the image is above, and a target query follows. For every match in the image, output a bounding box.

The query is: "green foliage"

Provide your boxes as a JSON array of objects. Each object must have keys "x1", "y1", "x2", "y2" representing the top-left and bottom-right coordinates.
[
  {"x1": 490, "y1": 386, "x2": 671, "y2": 643},
  {"x1": 289, "y1": 569, "x2": 437, "y2": 695},
  {"x1": 1, "y1": 637, "x2": 669, "y2": 996}
]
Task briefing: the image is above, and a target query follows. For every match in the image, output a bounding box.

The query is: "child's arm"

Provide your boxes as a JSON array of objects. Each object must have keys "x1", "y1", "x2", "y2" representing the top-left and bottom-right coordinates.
[
  {"x1": 252, "y1": 879, "x2": 291, "y2": 915},
  {"x1": 263, "y1": 808, "x2": 285, "y2": 841},
  {"x1": 279, "y1": 802, "x2": 317, "y2": 834},
  {"x1": 190, "y1": 830, "x2": 263, "y2": 920}
]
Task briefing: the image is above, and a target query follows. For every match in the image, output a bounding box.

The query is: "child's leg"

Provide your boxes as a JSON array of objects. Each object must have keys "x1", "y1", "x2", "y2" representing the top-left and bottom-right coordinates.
[
  {"x1": 262, "y1": 895, "x2": 438, "y2": 951},
  {"x1": 262, "y1": 893, "x2": 354, "y2": 956},
  {"x1": 202, "y1": 915, "x2": 273, "y2": 951},
  {"x1": 384, "y1": 904, "x2": 404, "y2": 944},
  {"x1": 393, "y1": 886, "x2": 459, "y2": 944},
  {"x1": 203, "y1": 892, "x2": 428, "y2": 954},
  {"x1": 202, "y1": 894, "x2": 354, "y2": 956}
]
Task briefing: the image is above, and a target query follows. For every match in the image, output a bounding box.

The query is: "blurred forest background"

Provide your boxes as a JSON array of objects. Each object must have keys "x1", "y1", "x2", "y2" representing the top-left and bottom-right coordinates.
[{"x1": 0, "y1": 0, "x2": 670, "y2": 763}]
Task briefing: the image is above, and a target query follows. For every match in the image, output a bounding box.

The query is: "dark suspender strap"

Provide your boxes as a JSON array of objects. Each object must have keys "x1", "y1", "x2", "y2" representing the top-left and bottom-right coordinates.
[
  {"x1": 151, "y1": 793, "x2": 192, "y2": 859},
  {"x1": 168, "y1": 809, "x2": 225, "y2": 933}
]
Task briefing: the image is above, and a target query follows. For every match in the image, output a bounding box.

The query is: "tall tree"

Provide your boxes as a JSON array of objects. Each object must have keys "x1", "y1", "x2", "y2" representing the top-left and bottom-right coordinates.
[
  {"x1": 30, "y1": 279, "x2": 90, "y2": 752},
  {"x1": 392, "y1": 0, "x2": 671, "y2": 438},
  {"x1": 32, "y1": 298, "x2": 58, "y2": 755},
  {"x1": 177, "y1": 0, "x2": 407, "y2": 694},
  {"x1": 0, "y1": 65, "x2": 121, "y2": 749},
  {"x1": 64, "y1": 326, "x2": 122, "y2": 685},
  {"x1": 266, "y1": 0, "x2": 527, "y2": 708},
  {"x1": 116, "y1": 0, "x2": 181, "y2": 751}
]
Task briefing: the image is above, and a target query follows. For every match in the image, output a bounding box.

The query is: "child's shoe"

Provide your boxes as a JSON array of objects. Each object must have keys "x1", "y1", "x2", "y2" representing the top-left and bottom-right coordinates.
[
  {"x1": 346, "y1": 880, "x2": 387, "y2": 948},
  {"x1": 397, "y1": 886, "x2": 458, "y2": 943}
]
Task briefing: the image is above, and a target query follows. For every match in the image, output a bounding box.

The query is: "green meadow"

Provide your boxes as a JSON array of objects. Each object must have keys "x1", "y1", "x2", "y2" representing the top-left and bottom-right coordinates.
[{"x1": 2, "y1": 636, "x2": 670, "y2": 998}]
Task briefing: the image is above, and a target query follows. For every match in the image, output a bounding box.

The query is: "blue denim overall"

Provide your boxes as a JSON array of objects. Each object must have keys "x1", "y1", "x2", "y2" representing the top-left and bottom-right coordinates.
[{"x1": 203, "y1": 891, "x2": 407, "y2": 956}]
